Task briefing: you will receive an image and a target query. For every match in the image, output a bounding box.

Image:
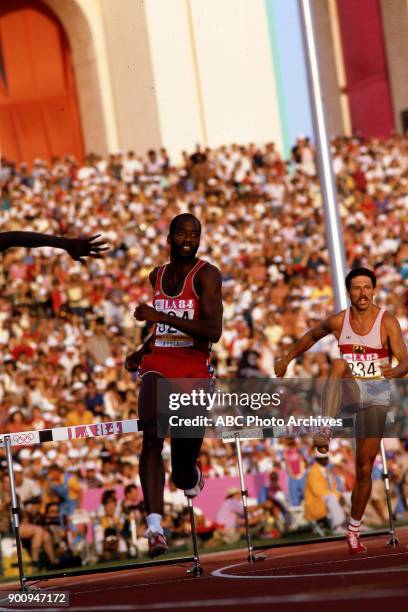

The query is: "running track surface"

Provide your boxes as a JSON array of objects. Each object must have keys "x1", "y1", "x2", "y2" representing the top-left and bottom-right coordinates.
[{"x1": 1, "y1": 528, "x2": 408, "y2": 612}]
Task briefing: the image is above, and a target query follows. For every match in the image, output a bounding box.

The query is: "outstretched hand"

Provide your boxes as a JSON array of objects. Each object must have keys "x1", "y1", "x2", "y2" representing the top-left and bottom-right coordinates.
[{"x1": 66, "y1": 234, "x2": 109, "y2": 264}]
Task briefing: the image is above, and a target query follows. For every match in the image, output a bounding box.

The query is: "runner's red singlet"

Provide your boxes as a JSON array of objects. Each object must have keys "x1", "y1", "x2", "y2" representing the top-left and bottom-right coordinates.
[{"x1": 139, "y1": 260, "x2": 214, "y2": 379}]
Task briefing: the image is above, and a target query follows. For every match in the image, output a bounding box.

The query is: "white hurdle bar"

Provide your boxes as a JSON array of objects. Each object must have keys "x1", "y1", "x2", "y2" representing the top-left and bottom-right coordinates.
[{"x1": 0, "y1": 418, "x2": 142, "y2": 449}]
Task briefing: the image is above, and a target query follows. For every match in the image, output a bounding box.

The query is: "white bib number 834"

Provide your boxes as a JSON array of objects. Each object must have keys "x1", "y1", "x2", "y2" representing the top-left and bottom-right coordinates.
[{"x1": 347, "y1": 361, "x2": 377, "y2": 377}]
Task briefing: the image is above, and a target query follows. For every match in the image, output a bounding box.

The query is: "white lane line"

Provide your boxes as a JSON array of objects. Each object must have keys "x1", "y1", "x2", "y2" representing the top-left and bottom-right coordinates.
[
  {"x1": 212, "y1": 559, "x2": 408, "y2": 579},
  {"x1": 217, "y1": 549, "x2": 408, "y2": 575},
  {"x1": 214, "y1": 551, "x2": 408, "y2": 577},
  {"x1": 2, "y1": 588, "x2": 408, "y2": 611}
]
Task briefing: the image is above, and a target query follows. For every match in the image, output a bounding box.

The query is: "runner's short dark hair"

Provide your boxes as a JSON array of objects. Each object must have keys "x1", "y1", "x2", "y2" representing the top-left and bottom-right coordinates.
[
  {"x1": 169, "y1": 214, "x2": 201, "y2": 236},
  {"x1": 345, "y1": 267, "x2": 377, "y2": 291}
]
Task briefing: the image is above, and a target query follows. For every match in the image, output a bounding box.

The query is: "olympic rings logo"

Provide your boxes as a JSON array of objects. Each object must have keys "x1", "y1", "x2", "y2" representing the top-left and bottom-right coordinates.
[{"x1": 13, "y1": 433, "x2": 35, "y2": 445}]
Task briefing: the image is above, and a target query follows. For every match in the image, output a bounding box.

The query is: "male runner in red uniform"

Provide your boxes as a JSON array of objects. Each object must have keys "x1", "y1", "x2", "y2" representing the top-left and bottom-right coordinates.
[
  {"x1": 125, "y1": 214, "x2": 223, "y2": 557},
  {"x1": 275, "y1": 268, "x2": 408, "y2": 554}
]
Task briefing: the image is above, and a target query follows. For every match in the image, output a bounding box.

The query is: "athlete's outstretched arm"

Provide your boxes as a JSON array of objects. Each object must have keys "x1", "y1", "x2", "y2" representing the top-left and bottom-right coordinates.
[
  {"x1": 381, "y1": 315, "x2": 408, "y2": 378},
  {"x1": 274, "y1": 315, "x2": 337, "y2": 377},
  {"x1": 0, "y1": 232, "x2": 109, "y2": 263},
  {"x1": 134, "y1": 265, "x2": 223, "y2": 343}
]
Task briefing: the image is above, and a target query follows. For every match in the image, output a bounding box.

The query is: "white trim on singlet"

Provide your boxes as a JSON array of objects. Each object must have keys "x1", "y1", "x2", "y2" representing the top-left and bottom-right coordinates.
[{"x1": 159, "y1": 259, "x2": 203, "y2": 299}]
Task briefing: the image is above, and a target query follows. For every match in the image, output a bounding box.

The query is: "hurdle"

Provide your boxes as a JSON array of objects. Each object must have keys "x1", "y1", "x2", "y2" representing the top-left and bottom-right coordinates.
[
  {"x1": 222, "y1": 416, "x2": 397, "y2": 554},
  {"x1": 0, "y1": 419, "x2": 196, "y2": 590}
]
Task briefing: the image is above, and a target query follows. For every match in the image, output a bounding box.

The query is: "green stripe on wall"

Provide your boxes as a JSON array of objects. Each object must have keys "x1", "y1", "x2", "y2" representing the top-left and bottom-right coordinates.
[{"x1": 264, "y1": 0, "x2": 291, "y2": 157}]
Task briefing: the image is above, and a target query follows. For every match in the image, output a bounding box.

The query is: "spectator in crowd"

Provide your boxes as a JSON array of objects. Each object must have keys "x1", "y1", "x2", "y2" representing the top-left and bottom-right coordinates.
[
  {"x1": 363, "y1": 455, "x2": 405, "y2": 526},
  {"x1": 13, "y1": 463, "x2": 41, "y2": 503},
  {"x1": 258, "y1": 471, "x2": 291, "y2": 532},
  {"x1": 282, "y1": 438, "x2": 306, "y2": 506},
  {"x1": 84, "y1": 380, "x2": 105, "y2": 416},
  {"x1": 213, "y1": 487, "x2": 247, "y2": 545},
  {"x1": 42, "y1": 502, "x2": 82, "y2": 568},
  {"x1": 65, "y1": 400, "x2": 94, "y2": 427},
  {"x1": 304, "y1": 448, "x2": 347, "y2": 533},
  {"x1": 0, "y1": 473, "x2": 58, "y2": 569},
  {"x1": 83, "y1": 462, "x2": 104, "y2": 489},
  {"x1": 121, "y1": 484, "x2": 145, "y2": 555},
  {"x1": 86, "y1": 318, "x2": 113, "y2": 365},
  {"x1": 6, "y1": 410, "x2": 29, "y2": 433},
  {"x1": 43, "y1": 463, "x2": 82, "y2": 521},
  {"x1": 96, "y1": 495, "x2": 127, "y2": 561}
]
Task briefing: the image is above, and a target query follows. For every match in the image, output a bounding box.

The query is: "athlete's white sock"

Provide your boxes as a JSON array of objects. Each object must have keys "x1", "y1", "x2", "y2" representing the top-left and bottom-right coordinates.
[
  {"x1": 146, "y1": 513, "x2": 164, "y2": 535},
  {"x1": 348, "y1": 517, "x2": 361, "y2": 535}
]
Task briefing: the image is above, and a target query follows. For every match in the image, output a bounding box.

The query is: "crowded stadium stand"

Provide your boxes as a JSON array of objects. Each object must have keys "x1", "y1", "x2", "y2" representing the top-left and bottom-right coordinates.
[{"x1": 0, "y1": 136, "x2": 407, "y2": 571}]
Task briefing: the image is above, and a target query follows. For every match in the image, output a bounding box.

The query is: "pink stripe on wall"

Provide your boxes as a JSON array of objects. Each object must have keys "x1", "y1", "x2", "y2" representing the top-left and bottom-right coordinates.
[
  {"x1": 82, "y1": 474, "x2": 273, "y2": 523},
  {"x1": 336, "y1": 0, "x2": 394, "y2": 138}
]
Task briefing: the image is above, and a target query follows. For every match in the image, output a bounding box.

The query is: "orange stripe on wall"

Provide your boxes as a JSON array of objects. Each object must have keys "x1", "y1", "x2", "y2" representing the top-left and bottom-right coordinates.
[{"x1": 0, "y1": 0, "x2": 84, "y2": 163}]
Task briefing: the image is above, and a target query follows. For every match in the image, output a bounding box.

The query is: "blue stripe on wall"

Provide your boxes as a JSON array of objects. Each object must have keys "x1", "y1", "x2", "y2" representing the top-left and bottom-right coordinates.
[{"x1": 264, "y1": 0, "x2": 313, "y2": 157}]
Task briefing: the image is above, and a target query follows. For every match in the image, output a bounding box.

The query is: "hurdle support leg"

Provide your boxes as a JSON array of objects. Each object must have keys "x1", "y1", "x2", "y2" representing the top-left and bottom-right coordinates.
[
  {"x1": 235, "y1": 435, "x2": 266, "y2": 563},
  {"x1": 380, "y1": 440, "x2": 398, "y2": 547},
  {"x1": 4, "y1": 436, "x2": 29, "y2": 591},
  {"x1": 186, "y1": 497, "x2": 203, "y2": 577}
]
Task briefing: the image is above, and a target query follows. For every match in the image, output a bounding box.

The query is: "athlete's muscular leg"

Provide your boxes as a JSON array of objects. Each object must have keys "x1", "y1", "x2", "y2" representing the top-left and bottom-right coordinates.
[
  {"x1": 170, "y1": 379, "x2": 207, "y2": 490},
  {"x1": 171, "y1": 437, "x2": 204, "y2": 490},
  {"x1": 322, "y1": 359, "x2": 360, "y2": 418},
  {"x1": 138, "y1": 373, "x2": 167, "y2": 515},
  {"x1": 351, "y1": 437, "x2": 381, "y2": 520},
  {"x1": 351, "y1": 405, "x2": 387, "y2": 520},
  {"x1": 314, "y1": 359, "x2": 360, "y2": 448}
]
